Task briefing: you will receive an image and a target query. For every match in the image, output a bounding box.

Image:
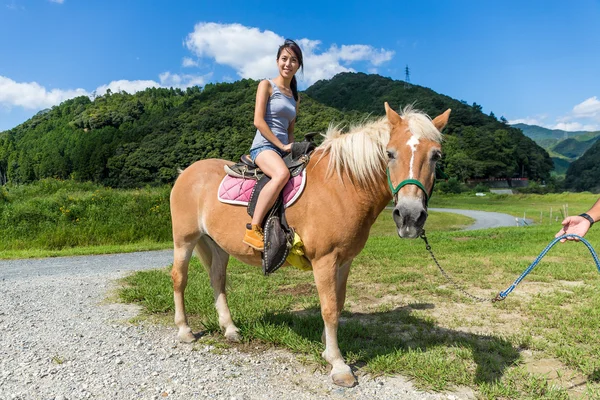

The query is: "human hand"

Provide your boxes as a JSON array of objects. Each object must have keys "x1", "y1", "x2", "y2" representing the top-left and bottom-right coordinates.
[
  {"x1": 555, "y1": 216, "x2": 592, "y2": 242},
  {"x1": 280, "y1": 143, "x2": 292, "y2": 153}
]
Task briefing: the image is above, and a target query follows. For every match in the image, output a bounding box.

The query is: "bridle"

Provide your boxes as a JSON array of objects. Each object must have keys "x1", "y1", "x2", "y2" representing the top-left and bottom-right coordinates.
[{"x1": 386, "y1": 165, "x2": 447, "y2": 206}]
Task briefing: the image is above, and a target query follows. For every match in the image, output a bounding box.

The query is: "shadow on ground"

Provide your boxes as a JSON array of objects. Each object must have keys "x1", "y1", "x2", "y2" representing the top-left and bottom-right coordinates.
[{"x1": 262, "y1": 303, "x2": 519, "y2": 385}]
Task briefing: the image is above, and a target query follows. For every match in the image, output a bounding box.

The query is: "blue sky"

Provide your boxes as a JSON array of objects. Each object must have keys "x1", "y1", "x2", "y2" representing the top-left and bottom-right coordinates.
[{"x1": 1, "y1": 0, "x2": 599, "y2": 132}]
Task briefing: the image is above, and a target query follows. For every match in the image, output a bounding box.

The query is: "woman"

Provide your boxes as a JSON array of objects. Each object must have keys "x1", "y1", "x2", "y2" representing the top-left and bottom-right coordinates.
[{"x1": 243, "y1": 39, "x2": 303, "y2": 251}]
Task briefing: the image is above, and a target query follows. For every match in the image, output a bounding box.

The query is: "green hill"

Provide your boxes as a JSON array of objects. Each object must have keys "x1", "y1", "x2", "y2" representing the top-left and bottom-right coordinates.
[
  {"x1": 565, "y1": 139, "x2": 600, "y2": 192},
  {"x1": 512, "y1": 123, "x2": 599, "y2": 141},
  {"x1": 0, "y1": 73, "x2": 553, "y2": 188},
  {"x1": 306, "y1": 72, "x2": 553, "y2": 182},
  {"x1": 0, "y1": 81, "x2": 358, "y2": 188},
  {"x1": 512, "y1": 123, "x2": 600, "y2": 174},
  {"x1": 551, "y1": 136, "x2": 600, "y2": 159}
]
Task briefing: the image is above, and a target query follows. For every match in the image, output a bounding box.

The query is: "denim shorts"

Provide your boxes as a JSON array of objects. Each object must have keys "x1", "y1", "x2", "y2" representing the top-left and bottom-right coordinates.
[{"x1": 249, "y1": 145, "x2": 286, "y2": 162}]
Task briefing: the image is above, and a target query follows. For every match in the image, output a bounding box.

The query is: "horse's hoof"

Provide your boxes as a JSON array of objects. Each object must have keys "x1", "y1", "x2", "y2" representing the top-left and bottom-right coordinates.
[
  {"x1": 224, "y1": 327, "x2": 241, "y2": 343},
  {"x1": 177, "y1": 329, "x2": 197, "y2": 343},
  {"x1": 331, "y1": 371, "x2": 357, "y2": 388}
]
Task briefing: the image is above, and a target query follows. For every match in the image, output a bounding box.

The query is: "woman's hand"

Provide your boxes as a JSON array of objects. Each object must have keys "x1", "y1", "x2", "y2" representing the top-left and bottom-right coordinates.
[
  {"x1": 555, "y1": 216, "x2": 592, "y2": 242},
  {"x1": 280, "y1": 143, "x2": 292, "y2": 153}
]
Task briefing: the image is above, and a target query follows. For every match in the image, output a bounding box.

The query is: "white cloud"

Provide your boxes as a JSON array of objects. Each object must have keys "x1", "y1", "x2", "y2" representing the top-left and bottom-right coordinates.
[
  {"x1": 159, "y1": 72, "x2": 210, "y2": 88},
  {"x1": 2, "y1": 21, "x2": 395, "y2": 120},
  {"x1": 552, "y1": 121, "x2": 599, "y2": 131},
  {"x1": 95, "y1": 79, "x2": 160, "y2": 96},
  {"x1": 1, "y1": 75, "x2": 176, "y2": 112},
  {"x1": 184, "y1": 22, "x2": 395, "y2": 87},
  {"x1": 182, "y1": 57, "x2": 198, "y2": 68},
  {"x1": 573, "y1": 96, "x2": 600, "y2": 118},
  {"x1": 511, "y1": 97, "x2": 600, "y2": 132},
  {"x1": 49, "y1": 0, "x2": 64, "y2": 3},
  {"x1": 508, "y1": 116, "x2": 547, "y2": 126},
  {"x1": 0, "y1": 76, "x2": 88, "y2": 109}
]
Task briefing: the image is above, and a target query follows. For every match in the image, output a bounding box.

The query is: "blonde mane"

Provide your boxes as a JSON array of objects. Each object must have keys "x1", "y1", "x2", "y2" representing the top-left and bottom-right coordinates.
[{"x1": 317, "y1": 106, "x2": 443, "y2": 188}]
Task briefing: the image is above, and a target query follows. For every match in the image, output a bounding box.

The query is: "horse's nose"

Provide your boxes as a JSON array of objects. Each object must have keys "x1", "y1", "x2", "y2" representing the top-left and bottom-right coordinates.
[{"x1": 393, "y1": 198, "x2": 427, "y2": 238}]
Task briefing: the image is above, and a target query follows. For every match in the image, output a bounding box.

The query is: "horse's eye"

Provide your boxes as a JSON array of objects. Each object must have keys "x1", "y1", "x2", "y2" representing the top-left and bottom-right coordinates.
[
  {"x1": 432, "y1": 151, "x2": 442, "y2": 162},
  {"x1": 386, "y1": 151, "x2": 395, "y2": 160}
]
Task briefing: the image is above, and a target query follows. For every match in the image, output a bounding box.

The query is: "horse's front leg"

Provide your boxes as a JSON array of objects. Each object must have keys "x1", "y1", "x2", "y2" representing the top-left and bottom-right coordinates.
[
  {"x1": 313, "y1": 255, "x2": 356, "y2": 387},
  {"x1": 321, "y1": 259, "x2": 352, "y2": 343}
]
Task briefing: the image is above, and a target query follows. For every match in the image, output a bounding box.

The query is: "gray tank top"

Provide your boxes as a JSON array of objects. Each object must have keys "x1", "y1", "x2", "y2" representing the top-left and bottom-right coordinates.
[{"x1": 250, "y1": 80, "x2": 297, "y2": 150}]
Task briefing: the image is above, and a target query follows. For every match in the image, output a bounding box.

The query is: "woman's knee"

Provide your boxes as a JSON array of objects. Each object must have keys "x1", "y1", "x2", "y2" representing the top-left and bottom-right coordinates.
[{"x1": 273, "y1": 168, "x2": 290, "y2": 185}]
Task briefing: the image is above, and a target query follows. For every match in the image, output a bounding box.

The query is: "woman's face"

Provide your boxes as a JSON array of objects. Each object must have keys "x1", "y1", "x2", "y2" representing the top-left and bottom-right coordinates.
[{"x1": 277, "y1": 47, "x2": 300, "y2": 79}]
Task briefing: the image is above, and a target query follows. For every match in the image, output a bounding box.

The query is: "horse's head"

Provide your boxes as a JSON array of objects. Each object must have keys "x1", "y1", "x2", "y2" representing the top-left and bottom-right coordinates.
[{"x1": 384, "y1": 103, "x2": 450, "y2": 238}]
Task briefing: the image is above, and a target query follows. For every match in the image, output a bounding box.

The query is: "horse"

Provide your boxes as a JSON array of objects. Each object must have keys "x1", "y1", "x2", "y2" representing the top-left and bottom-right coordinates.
[{"x1": 169, "y1": 103, "x2": 450, "y2": 387}]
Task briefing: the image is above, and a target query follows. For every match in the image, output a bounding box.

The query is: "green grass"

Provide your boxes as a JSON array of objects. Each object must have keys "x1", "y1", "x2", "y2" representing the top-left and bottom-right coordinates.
[
  {"x1": 119, "y1": 200, "x2": 600, "y2": 398},
  {"x1": 5, "y1": 180, "x2": 600, "y2": 397},
  {"x1": 0, "y1": 179, "x2": 172, "y2": 257},
  {"x1": 0, "y1": 240, "x2": 171, "y2": 259}
]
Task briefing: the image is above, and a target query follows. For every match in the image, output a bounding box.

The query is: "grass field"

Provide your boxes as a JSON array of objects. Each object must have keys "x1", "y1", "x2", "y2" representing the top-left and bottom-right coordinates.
[
  {"x1": 5, "y1": 180, "x2": 600, "y2": 397},
  {"x1": 0, "y1": 179, "x2": 172, "y2": 259},
  {"x1": 120, "y1": 191, "x2": 600, "y2": 399}
]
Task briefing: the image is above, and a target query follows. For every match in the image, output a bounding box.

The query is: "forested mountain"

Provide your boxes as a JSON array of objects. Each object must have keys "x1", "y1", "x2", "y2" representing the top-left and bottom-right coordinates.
[
  {"x1": 0, "y1": 80, "x2": 359, "y2": 187},
  {"x1": 306, "y1": 73, "x2": 553, "y2": 182},
  {"x1": 0, "y1": 73, "x2": 553, "y2": 188},
  {"x1": 514, "y1": 123, "x2": 600, "y2": 142},
  {"x1": 513, "y1": 123, "x2": 600, "y2": 175},
  {"x1": 565, "y1": 139, "x2": 600, "y2": 192}
]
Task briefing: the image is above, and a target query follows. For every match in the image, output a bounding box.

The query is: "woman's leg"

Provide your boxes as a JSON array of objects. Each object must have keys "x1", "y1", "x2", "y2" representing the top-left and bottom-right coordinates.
[{"x1": 251, "y1": 150, "x2": 290, "y2": 226}]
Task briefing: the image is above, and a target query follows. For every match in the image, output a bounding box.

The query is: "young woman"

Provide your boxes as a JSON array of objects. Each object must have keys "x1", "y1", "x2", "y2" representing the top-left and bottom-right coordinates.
[{"x1": 243, "y1": 39, "x2": 303, "y2": 251}]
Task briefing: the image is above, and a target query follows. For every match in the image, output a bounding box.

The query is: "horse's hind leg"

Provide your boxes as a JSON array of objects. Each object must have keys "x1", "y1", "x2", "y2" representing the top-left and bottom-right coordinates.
[
  {"x1": 172, "y1": 238, "x2": 199, "y2": 343},
  {"x1": 195, "y1": 236, "x2": 241, "y2": 342}
]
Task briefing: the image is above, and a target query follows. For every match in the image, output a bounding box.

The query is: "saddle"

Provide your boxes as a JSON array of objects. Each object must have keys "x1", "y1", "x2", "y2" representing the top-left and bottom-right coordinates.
[
  {"x1": 225, "y1": 132, "x2": 318, "y2": 180},
  {"x1": 225, "y1": 133, "x2": 318, "y2": 275}
]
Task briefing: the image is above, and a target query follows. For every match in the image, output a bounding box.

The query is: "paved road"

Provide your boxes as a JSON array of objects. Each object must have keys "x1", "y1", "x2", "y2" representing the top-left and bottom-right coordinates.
[{"x1": 429, "y1": 207, "x2": 522, "y2": 230}]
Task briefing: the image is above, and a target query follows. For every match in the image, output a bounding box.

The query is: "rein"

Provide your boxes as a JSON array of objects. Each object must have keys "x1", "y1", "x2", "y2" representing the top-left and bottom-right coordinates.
[{"x1": 420, "y1": 232, "x2": 600, "y2": 303}]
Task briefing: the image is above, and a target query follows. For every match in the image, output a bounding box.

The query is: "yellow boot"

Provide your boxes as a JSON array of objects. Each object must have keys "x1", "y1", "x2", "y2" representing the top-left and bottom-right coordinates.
[{"x1": 243, "y1": 224, "x2": 264, "y2": 251}]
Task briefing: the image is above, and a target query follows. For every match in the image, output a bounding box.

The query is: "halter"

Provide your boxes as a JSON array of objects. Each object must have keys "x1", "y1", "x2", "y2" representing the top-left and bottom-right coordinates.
[
  {"x1": 387, "y1": 169, "x2": 431, "y2": 205},
  {"x1": 386, "y1": 165, "x2": 446, "y2": 206}
]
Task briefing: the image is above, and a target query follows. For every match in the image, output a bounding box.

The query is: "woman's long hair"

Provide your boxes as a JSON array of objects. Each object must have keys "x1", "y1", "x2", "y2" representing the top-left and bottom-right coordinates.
[{"x1": 277, "y1": 39, "x2": 303, "y2": 101}]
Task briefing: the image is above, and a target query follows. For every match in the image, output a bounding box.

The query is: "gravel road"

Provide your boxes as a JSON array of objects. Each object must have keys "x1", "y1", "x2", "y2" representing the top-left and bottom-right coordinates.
[{"x1": 0, "y1": 208, "x2": 515, "y2": 399}]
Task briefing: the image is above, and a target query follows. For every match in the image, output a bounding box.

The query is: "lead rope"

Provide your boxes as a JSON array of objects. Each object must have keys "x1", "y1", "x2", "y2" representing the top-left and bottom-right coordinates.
[{"x1": 420, "y1": 231, "x2": 600, "y2": 303}]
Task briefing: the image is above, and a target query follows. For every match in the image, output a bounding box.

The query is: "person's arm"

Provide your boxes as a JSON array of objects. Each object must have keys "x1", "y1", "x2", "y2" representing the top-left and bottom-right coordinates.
[
  {"x1": 287, "y1": 97, "x2": 299, "y2": 144},
  {"x1": 253, "y1": 80, "x2": 289, "y2": 152},
  {"x1": 556, "y1": 197, "x2": 600, "y2": 241}
]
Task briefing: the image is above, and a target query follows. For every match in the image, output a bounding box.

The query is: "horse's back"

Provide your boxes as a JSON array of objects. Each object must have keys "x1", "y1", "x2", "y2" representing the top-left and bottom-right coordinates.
[{"x1": 171, "y1": 158, "x2": 260, "y2": 264}]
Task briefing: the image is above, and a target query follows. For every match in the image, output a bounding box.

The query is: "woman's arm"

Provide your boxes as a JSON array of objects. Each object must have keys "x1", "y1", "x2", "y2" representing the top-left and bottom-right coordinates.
[
  {"x1": 287, "y1": 97, "x2": 299, "y2": 144},
  {"x1": 253, "y1": 80, "x2": 287, "y2": 151},
  {"x1": 586, "y1": 198, "x2": 600, "y2": 222},
  {"x1": 556, "y1": 197, "x2": 600, "y2": 241}
]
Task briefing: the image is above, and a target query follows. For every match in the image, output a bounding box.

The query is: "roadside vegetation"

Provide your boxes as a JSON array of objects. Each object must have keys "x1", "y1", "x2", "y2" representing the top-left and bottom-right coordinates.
[{"x1": 0, "y1": 179, "x2": 172, "y2": 258}]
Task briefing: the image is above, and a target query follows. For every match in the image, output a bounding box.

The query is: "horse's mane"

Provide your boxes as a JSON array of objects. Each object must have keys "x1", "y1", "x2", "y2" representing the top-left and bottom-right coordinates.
[{"x1": 316, "y1": 106, "x2": 443, "y2": 188}]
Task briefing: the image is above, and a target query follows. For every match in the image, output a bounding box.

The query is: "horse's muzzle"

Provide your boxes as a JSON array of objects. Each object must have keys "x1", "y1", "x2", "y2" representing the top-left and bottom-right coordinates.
[{"x1": 393, "y1": 197, "x2": 427, "y2": 239}]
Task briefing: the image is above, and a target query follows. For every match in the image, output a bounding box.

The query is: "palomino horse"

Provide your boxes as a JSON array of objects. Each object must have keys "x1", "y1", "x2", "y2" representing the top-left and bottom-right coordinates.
[{"x1": 170, "y1": 103, "x2": 450, "y2": 387}]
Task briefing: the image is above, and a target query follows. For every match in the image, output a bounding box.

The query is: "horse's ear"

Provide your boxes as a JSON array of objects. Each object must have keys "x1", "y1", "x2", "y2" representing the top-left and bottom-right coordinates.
[
  {"x1": 384, "y1": 102, "x2": 403, "y2": 126},
  {"x1": 432, "y1": 109, "x2": 451, "y2": 131}
]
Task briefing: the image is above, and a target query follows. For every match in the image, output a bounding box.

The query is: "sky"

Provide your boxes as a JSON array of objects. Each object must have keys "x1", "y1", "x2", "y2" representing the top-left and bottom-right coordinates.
[{"x1": 1, "y1": 0, "x2": 599, "y2": 132}]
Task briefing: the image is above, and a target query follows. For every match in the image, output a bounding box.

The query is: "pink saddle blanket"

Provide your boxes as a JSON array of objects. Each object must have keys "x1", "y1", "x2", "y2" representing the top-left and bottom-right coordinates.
[{"x1": 218, "y1": 170, "x2": 306, "y2": 208}]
